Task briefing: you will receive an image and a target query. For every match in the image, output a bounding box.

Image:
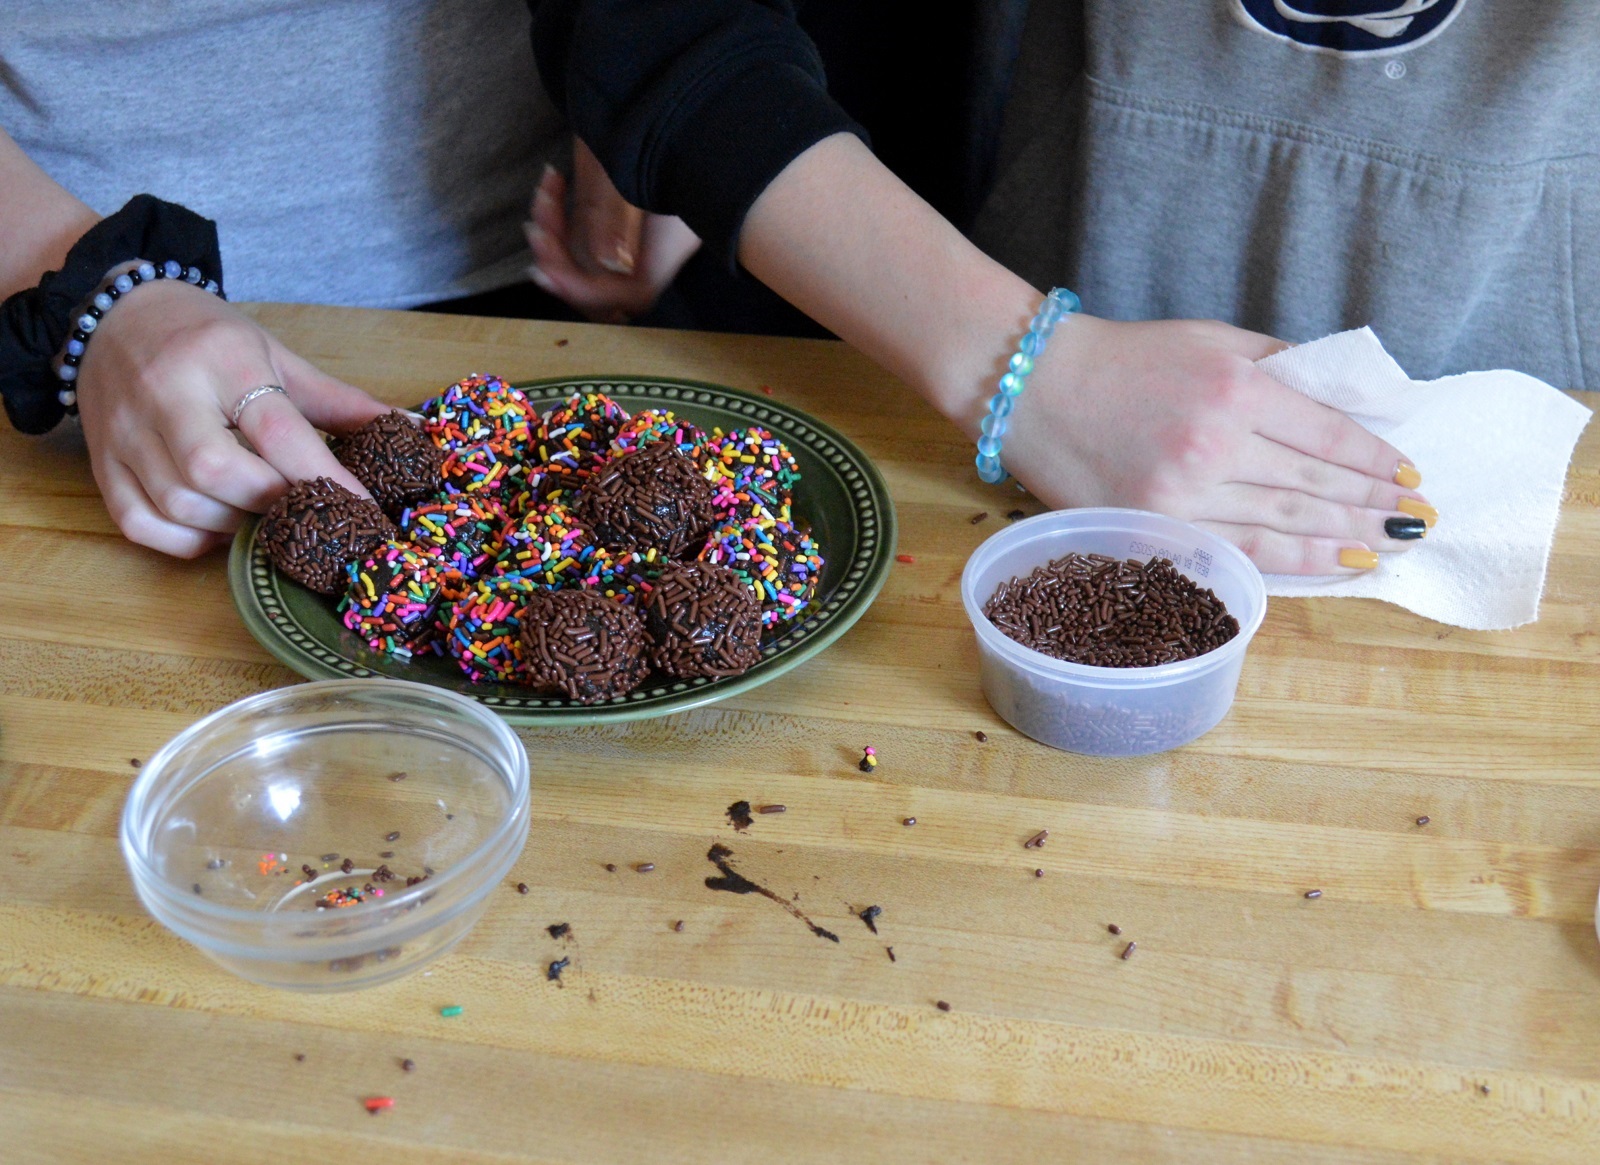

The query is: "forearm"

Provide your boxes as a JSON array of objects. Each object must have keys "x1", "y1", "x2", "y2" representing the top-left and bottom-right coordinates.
[
  {"x1": 0, "y1": 128, "x2": 98, "y2": 299},
  {"x1": 738, "y1": 133, "x2": 1038, "y2": 435}
]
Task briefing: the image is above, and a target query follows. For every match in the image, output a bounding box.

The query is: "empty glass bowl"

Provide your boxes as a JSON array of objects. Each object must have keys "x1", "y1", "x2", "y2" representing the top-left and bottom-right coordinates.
[{"x1": 120, "y1": 679, "x2": 530, "y2": 991}]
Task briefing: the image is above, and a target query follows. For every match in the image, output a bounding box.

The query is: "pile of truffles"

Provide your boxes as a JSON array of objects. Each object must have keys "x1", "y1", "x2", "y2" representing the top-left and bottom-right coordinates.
[{"x1": 257, "y1": 377, "x2": 825, "y2": 703}]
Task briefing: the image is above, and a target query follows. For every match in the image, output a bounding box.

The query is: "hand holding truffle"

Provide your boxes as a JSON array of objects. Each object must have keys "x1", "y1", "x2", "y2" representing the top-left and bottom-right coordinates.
[{"x1": 74, "y1": 276, "x2": 388, "y2": 557}]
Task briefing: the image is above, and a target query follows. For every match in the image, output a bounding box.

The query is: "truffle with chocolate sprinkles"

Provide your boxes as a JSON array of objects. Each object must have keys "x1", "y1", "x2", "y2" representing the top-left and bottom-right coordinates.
[
  {"x1": 258, "y1": 478, "x2": 396, "y2": 594},
  {"x1": 572, "y1": 442, "x2": 716, "y2": 557},
  {"x1": 642, "y1": 561, "x2": 762, "y2": 679},
  {"x1": 519, "y1": 589, "x2": 649, "y2": 703},
  {"x1": 331, "y1": 411, "x2": 446, "y2": 518}
]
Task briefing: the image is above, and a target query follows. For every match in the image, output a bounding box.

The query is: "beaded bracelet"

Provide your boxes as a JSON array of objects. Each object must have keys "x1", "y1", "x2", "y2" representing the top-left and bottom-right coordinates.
[
  {"x1": 54, "y1": 260, "x2": 223, "y2": 412},
  {"x1": 975, "y1": 286, "x2": 1081, "y2": 484}
]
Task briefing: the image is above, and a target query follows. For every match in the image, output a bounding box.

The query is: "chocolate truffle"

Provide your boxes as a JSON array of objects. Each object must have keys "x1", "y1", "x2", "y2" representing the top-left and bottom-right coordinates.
[
  {"x1": 444, "y1": 578, "x2": 532, "y2": 684},
  {"x1": 330, "y1": 410, "x2": 445, "y2": 518},
  {"x1": 339, "y1": 539, "x2": 462, "y2": 659},
  {"x1": 642, "y1": 561, "x2": 762, "y2": 679},
  {"x1": 703, "y1": 427, "x2": 800, "y2": 523},
  {"x1": 398, "y1": 494, "x2": 507, "y2": 578},
  {"x1": 259, "y1": 477, "x2": 396, "y2": 594},
  {"x1": 420, "y1": 374, "x2": 535, "y2": 456},
  {"x1": 440, "y1": 442, "x2": 530, "y2": 502},
  {"x1": 572, "y1": 443, "x2": 717, "y2": 557},
  {"x1": 534, "y1": 390, "x2": 630, "y2": 500},
  {"x1": 519, "y1": 589, "x2": 649, "y2": 703},
  {"x1": 610, "y1": 407, "x2": 709, "y2": 463},
  {"x1": 699, "y1": 518, "x2": 823, "y2": 627}
]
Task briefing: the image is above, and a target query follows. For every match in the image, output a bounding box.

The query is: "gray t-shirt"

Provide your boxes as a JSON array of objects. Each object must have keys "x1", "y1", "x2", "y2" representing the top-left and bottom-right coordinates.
[
  {"x1": 1, "y1": 0, "x2": 563, "y2": 308},
  {"x1": 976, "y1": 1, "x2": 1599, "y2": 388}
]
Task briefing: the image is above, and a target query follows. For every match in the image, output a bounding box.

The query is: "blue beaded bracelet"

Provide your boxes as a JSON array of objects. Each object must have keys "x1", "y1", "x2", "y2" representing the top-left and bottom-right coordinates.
[
  {"x1": 975, "y1": 286, "x2": 1081, "y2": 484},
  {"x1": 54, "y1": 259, "x2": 223, "y2": 412}
]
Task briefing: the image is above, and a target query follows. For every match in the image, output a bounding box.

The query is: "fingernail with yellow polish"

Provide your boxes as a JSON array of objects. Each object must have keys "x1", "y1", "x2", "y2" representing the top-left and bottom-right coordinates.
[
  {"x1": 1397, "y1": 497, "x2": 1437, "y2": 527},
  {"x1": 1339, "y1": 547, "x2": 1380, "y2": 571},
  {"x1": 1394, "y1": 461, "x2": 1422, "y2": 489}
]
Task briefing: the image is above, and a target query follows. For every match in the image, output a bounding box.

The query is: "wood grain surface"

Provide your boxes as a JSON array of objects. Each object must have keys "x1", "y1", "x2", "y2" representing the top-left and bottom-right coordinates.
[{"x1": 3, "y1": 304, "x2": 1599, "y2": 1164}]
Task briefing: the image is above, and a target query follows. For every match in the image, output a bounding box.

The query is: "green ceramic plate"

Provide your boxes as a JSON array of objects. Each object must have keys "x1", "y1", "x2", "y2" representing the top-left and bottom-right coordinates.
[{"x1": 229, "y1": 375, "x2": 897, "y2": 725}]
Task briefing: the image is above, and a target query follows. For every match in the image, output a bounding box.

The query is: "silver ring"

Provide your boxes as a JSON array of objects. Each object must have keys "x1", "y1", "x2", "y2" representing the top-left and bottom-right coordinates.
[{"x1": 230, "y1": 383, "x2": 287, "y2": 427}]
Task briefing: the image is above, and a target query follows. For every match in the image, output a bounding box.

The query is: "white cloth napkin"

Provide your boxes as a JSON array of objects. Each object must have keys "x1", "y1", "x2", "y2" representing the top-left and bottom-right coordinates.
[{"x1": 1254, "y1": 328, "x2": 1591, "y2": 630}]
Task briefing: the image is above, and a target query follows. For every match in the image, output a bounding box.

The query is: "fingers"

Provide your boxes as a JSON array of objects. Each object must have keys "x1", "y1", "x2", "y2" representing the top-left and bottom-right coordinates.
[
  {"x1": 569, "y1": 140, "x2": 643, "y2": 276},
  {"x1": 1196, "y1": 521, "x2": 1378, "y2": 576},
  {"x1": 271, "y1": 343, "x2": 391, "y2": 434},
  {"x1": 1234, "y1": 434, "x2": 1431, "y2": 513},
  {"x1": 95, "y1": 454, "x2": 229, "y2": 559},
  {"x1": 1248, "y1": 375, "x2": 1416, "y2": 486},
  {"x1": 117, "y1": 428, "x2": 251, "y2": 533},
  {"x1": 232, "y1": 387, "x2": 371, "y2": 498},
  {"x1": 1207, "y1": 482, "x2": 1428, "y2": 554}
]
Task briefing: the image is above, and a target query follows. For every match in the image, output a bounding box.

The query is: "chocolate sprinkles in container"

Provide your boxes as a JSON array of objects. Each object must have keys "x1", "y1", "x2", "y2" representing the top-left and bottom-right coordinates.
[{"x1": 960, "y1": 509, "x2": 1266, "y2": 756}]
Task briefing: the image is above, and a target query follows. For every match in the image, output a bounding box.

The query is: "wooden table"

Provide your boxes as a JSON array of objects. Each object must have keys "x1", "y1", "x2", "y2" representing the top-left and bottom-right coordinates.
[{"x1": 3, "y1": 305, "x2": 1599, "y2": 1163}]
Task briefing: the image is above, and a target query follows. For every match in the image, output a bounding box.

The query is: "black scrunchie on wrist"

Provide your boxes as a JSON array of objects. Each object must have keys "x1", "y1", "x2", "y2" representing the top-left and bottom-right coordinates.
[{"x1": 0, "y1": 194, "x2": 224, "y2": 434}]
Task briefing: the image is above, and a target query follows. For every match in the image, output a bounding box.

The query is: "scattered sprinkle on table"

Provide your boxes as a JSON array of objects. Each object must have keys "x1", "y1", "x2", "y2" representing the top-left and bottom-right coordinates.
[
  {"x1": 902, "y1": 817, "x2": 917, "y2": 827},
  {"x1": 970, "y1": 512, "x2": 988, "y2": 524},
  {"x1": 439, "y1": 1005, "x2": 463, "y2": 1018},
  {"x1": 896, "y1": 554, "x2": 915, "y2": 564},
  {"x1": 341, "y1": 858, "x2": 355, "y2": 874},
  {"x1": 936, "y1": 1000, "x2": 951, "y2": 1012},
  {"x1": 401, "y1": 1058, "x2": 416, "y2": 1072},
  {"x1": 760, "y1": 384, "x2": 774, "y2": 395},
  {"x1": 1120, "y1": 942, "x2": 1137, "y2": 960},
  {"x1": 364, "y1": 1097, "x2": 395, "y2": 1113},
  {"x1": 206, "y1": 858, "x2": 225, "y2": 869},
  {"x1": 1034, "y1": 868, "x2": 1044, "y2": 878},
  {"x1": 859, "y1": 905, "x2": 882, "y2": 934},
  {"x1": 1479, "y1": 1083, "x2": 1491, "y2": 1095},
  {"x1": 1107, "y1": 923, "x2": 1122, "y2": 935},
  {"x1": 192, "y1": 883, "x2": 203, "y2": 895},
  {"x1": 974, "y1": 731, "x2": 988, "y2": 743},
  {"x1": 673, "y1": 920, "x2": 685, "y2": 932},
  {"x1": 859, "y1": 746, "x2": 877, "y2": 773},
  {"x1": 1304, "y1": 889, "x2": 1323, "y2": 899},
  {"x1": 547, "y1": 956, "x2": 571, "y2": 982},
  {"x1": 380, "y1": 851, "x2": 394, "y2": 859},
  {"x1": 555, "y1": 338, "x2": 569, "y2": 346},
  {"x1": 321, "y1": 853, "x2": 340, "y2": 863},
  {"x1": 1023, "y1": 829, "x2": 1049, "y2": 849},
  {"x1": 1416, "y1": 816, "x2": 1431, "y2": 826},
  {"x1": 130, "y1": 758, "x2": 142, "y2": 768},
  {"x1": 516, "y1": 882, "x2": 529, "y2": 894},
  {"x1": 1005, "y1": 509, "x2": 1027, "y2": 521},
  {"x1": 758, "y1": 803, "x2": 787, "y2": 814},
  {"x1": 386, "y1": 831, "x2": 401, "y2": 842},
  {"x1": 634, "y1": 862, "x2": 656, "y2": 873},
  {"x1": 886, "y1": 946, "x2": 896, "y2": 962},
  {"x1": 387, "y1": 771, "x2": 407, "y2": 782},
  {"x1": 604, "y1": 863, "x2": 617, "y2": 873},
  {"x1": 294, "y1": 1053, "x2": 305, "y2": 1062}
]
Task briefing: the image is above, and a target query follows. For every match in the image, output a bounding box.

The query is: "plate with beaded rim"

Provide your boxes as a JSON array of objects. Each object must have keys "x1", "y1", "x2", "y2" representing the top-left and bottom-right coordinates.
[{"x1": 228, "y1": 375, "x2": 897, "y2": 725}]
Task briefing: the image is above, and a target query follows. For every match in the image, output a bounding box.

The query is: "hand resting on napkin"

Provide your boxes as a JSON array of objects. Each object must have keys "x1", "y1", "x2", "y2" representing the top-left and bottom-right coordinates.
[{"x1": 1255, "y1": 328, "x2": 1592, "y2": 630}]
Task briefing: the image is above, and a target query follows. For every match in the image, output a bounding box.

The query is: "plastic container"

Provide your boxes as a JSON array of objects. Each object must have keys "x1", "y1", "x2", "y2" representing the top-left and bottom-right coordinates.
[
  {"x1": 120, "y1": 679, "x2": 530, "y2": 991},
  {"x1": 960, "y1": 509, "x2": 1266, "y2": 756}
]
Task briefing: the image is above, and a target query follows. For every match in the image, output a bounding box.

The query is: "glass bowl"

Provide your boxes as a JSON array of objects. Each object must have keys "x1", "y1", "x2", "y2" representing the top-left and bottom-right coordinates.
[
  {"x1": 960, "y1": 508, "x2": 1267, "y2": 756},
  {"x1": 120, "y1": 679, "x2": 530, "y2": 991}
]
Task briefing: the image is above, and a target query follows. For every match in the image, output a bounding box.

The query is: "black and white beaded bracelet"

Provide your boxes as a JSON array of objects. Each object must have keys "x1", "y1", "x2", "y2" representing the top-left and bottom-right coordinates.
[{"x1": 55, "y1": 260, "x2": 224, "y2": 411}]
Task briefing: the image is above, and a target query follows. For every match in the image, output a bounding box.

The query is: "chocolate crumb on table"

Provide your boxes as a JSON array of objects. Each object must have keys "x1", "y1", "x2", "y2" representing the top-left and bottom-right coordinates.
[
  {"x1": 859, "y1": 905, "x2": 882, "y2": 934},
  {"x1": 341, "y1": 858, "x2": 355, "y2": 874},
  {"x1": 192, "y1": 883, "x2": 202, "y2": 895},
  {"x1": 400, "y1": 1058, "x2": 415, "y2": 1073},
  {"x1": 547, "y1": 923, "x2": 571, "y2": 940},
  {"x1": 555, "y1": 338, "x2": 569, "y2": 346},
  {"x1": 1005, "y1": 509, "x2": 1027, "y2": 521},
  {"x1": 547, "y1": 956, "x2": 571, "y2": 983},
  {"x1": 294, "y1": 1053, "x2": 305, "y2": 1062},
  {"x1": 886, "y1": 947, "x2": 896, "y2": 962},
  {"x1": 726, "y1": 800, "x2": 754, "y2": 831}
]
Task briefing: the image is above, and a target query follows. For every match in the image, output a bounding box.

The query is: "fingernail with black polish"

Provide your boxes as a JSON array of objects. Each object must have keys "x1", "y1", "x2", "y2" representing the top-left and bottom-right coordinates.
[{"x1": 1385, "y1": 516, "x2": 1427, "y2": 540}]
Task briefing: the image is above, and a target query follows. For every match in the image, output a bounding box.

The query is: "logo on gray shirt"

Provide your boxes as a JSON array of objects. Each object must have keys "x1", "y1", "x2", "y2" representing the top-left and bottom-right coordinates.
[{"x1": 1232, "y1": 0, "x2": 1467, "y2": 55}]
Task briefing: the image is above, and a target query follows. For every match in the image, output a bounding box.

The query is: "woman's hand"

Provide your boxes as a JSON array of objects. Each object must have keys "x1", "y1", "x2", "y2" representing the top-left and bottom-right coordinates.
[
  {"x1": 75, "y1": 277, "x2": 389, "y2": 557},
  {"x1": 998, "y1": 314, "x2": 1433, "y2": 574},
  {"x1": 524, "y1": 140, "x2": 701, "y2": 323}
]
